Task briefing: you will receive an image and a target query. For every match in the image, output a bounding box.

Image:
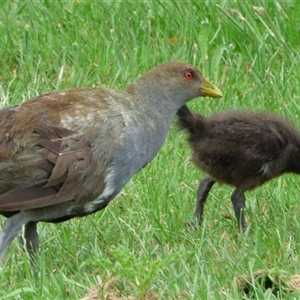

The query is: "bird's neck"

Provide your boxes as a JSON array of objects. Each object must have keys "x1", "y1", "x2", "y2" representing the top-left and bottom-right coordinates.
[{"x1": 126, "y1": 81, "x2": 184, "y2": 116}]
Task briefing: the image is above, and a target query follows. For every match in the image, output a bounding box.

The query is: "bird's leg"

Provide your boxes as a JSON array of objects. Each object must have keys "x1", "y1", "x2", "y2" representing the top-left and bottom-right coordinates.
[
  {"x1": 187, "y1": 177, "x2": 215, "y2": 228},
  {"x1": 231, "y1": 188, "x2": 247, "y2": 231},
  {"x1": 24, "y1": 222, "x2": 39, "y2": 262},
  {"x1": 0, "y1": 213, "x2": 29, "y2": 261}
]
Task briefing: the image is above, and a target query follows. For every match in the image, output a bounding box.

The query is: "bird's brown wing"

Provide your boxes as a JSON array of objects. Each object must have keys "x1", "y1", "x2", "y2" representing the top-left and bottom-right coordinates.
[{"x1": 0, "y1": 124, "x2": 98, "y2": 211}]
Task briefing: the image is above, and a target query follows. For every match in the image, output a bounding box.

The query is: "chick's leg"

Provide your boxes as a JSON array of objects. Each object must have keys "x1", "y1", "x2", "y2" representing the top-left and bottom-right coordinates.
[
  {"x1": 187, "y1": 177, "x2": 215, "y2": 228},
  {"x1": 231, "y1": 188, "x2": 247, "y2": 231}
]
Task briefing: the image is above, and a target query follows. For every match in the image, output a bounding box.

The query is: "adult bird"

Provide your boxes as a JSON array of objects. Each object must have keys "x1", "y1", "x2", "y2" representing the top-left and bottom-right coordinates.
[
  {"x1": 0, "y1": 62, "x2": 222, "y2": 260},
  {"x1": 177, "y1": 105, "x2": 300, "y2": 230}
]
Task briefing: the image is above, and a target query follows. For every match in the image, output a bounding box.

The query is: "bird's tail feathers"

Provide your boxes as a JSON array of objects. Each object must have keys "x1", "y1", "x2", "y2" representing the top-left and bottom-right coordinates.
[{"x1": 176, "y1": 105, "x2": 204, "y2": 135}]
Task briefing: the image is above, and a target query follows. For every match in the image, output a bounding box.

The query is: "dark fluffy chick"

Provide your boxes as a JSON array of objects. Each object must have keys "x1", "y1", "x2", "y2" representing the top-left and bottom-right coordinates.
[{"x1": 177, "y1": 104, "x2": 300, "y2": 230}]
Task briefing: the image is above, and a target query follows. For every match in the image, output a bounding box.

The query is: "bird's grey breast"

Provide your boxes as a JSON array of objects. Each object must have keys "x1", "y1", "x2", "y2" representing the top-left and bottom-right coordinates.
[{"x1": 114, "y1": 102, "x2": 171, "y2": 179}]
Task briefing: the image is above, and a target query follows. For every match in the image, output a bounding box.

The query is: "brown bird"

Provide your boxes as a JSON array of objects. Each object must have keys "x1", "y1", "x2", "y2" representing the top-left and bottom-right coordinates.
[
  {"x1": 177, "y1": 105, "x2": 300, "y2": 230},
  {"x1": 0, "y1": 62, "x2": 222, "y2": 260}
]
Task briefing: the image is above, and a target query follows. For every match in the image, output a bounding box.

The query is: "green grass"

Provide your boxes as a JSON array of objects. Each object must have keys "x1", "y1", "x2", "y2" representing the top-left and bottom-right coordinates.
[{"x1": 1, "y1": 0, "x2": 300, "y2": 299}]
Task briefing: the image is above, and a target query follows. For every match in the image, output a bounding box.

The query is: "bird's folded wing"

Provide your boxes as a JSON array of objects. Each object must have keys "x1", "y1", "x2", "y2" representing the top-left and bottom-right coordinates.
[
  {"x1": 252, "y1": 124, "x2": 288, "y2": 162},
  {"x1": 0, "y1": 124, "x2": 94, "y2": 211}
]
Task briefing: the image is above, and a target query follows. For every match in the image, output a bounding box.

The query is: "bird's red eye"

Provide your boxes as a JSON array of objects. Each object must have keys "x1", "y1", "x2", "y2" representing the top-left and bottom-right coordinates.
[{"x1": 184, "y1": 71, "x2": 193, "y2": 80}]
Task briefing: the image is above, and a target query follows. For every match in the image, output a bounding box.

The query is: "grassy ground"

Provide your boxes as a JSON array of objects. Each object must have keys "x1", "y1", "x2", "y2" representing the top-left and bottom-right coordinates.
[{"x1": 1, "y1": 1, "x2": 300, "y2": 299}]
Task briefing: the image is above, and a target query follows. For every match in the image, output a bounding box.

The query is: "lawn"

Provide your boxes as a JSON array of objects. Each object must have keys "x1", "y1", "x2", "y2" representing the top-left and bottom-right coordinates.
[{"x1": 1, "y1": 1, "x2": 300, "y2": 299}]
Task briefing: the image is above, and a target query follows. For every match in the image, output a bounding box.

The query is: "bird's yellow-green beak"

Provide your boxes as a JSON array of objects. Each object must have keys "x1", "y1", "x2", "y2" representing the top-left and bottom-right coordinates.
[{"x1": 200, "y1": 77, "x2": 223, "y2": 98}]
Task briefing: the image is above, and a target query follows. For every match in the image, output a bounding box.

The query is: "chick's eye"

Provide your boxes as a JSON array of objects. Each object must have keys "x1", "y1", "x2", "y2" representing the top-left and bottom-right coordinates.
[{"x1": 184, "y1": 71, "x2": 193, "y2": 79}]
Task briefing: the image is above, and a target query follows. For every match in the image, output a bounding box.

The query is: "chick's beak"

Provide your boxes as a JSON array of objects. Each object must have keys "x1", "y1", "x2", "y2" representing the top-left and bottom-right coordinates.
[{"x1": 200, "y1": 77, "x2": 223, "y2": 98}]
